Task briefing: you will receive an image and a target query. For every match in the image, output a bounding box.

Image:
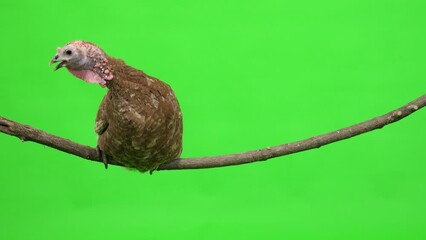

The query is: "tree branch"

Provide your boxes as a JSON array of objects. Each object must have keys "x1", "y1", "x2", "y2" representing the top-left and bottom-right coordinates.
[{"x1": 1, "y1": 95, "x2": 425, "y2": 171}]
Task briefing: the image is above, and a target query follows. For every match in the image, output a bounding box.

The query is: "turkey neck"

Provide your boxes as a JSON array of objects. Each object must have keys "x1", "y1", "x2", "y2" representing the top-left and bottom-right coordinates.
[
  {"x1": 103, "y1": 57, "x2": 148, "y2": 99},
  {"x1": 102, "y1": 57, "x2": 171, "y2": 117}
]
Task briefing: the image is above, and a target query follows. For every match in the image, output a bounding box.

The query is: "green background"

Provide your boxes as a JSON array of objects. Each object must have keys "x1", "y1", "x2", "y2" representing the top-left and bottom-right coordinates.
[{"x1": 0, "y1": 0, "x2": 425, "y2": 239}]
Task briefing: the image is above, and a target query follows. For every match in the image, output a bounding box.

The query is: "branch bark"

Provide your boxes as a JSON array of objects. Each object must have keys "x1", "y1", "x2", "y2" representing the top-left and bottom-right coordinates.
[{"x1": 1, "y1": 95, "x2": 425, "y2": 171}]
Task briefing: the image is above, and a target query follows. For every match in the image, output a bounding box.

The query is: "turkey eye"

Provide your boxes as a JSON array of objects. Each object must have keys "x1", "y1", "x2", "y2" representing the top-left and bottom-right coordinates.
[{"x1": 65, "y1": 50, "x2": 72, "y2": 55}]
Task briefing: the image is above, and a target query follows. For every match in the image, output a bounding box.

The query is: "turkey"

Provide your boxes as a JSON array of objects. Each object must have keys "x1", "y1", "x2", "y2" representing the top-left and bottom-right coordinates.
[{"x1": 50, "y1": 41, "x2": 183, "y2": 172}]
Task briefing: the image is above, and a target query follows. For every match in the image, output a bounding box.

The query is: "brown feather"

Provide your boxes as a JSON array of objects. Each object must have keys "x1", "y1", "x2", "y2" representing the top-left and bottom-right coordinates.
[{"x1": 95, "y1": 57, "x2": 183, "y2": 172}]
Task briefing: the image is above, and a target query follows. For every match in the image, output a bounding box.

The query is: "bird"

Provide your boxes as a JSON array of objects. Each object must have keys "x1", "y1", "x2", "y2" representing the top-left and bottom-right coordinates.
[{"x1": 49, "y1": 41, "x2": 183, "y2": 173}]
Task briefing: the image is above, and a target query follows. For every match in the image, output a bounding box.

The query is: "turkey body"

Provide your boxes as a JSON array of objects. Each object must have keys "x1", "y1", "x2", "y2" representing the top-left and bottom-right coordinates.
[{"x1": 95, "y1": 57, "x2": 183, "y2": 172}]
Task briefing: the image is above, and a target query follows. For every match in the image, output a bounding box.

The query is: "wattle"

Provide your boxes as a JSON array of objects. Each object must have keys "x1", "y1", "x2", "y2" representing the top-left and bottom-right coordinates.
[{"x1": 67, "y1": 68, "x2": 107, "y2": 87}]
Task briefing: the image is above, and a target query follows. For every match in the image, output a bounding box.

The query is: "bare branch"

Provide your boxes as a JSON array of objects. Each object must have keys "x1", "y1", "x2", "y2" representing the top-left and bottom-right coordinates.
[{"x1": 1, "y1": 95, "x2": 425, "y2": 171}]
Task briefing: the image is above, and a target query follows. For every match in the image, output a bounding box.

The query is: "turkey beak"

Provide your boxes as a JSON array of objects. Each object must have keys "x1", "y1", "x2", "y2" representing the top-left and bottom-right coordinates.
[{"x1": 49, "y1": 55, "x2": 67, "y2": 71}]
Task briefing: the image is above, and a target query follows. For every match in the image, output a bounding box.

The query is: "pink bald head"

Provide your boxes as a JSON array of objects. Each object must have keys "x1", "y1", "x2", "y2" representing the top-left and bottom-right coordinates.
[{"x1": 50, "y1": 41, "x2": 114, "y2": 87}]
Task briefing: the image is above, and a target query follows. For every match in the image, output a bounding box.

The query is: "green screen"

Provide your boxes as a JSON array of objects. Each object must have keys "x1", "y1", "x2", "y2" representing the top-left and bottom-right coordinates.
[{"x1": 1, "y1": 0, "x2": 425, "y2": 239}]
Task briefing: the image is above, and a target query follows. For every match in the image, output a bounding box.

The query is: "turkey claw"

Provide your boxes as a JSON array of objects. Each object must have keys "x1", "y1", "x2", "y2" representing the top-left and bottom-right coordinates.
[{"x1": 97, "y1": 146, "x2": 108, "y2": 170}]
